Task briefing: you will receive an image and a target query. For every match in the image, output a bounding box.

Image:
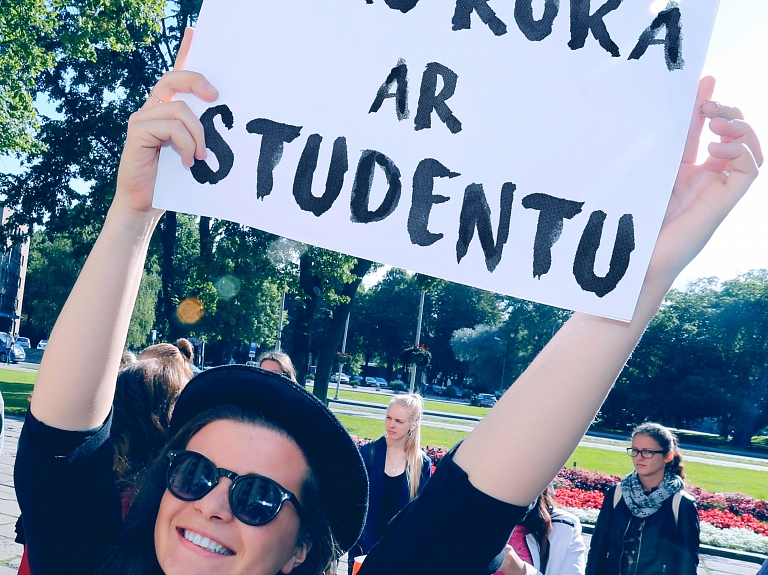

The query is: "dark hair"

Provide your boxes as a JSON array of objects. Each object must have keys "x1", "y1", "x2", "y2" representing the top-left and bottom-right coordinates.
[
  {"x1": 632, "y1": 422, "x2": 685, "y2": 478},
  {"x1": 97, "y1": 405, "x2": 338, "y2": 575},
  {"x1": 173, "y1": 338, "x2": 195, "y2": 363},
  {"x1": 520, "y1": 486, "x2": 556, "y2": 544},
  {"x1": 112, "y1": 357, "x2": 191, "y2": 492}
]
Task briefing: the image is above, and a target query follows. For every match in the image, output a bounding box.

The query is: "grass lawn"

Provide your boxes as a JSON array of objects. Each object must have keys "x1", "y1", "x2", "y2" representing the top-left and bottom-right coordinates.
[
  {"x1": 338, "y1": 414, "x2": 768, "y2": 500},
  {"x1": 0, "y1": 367, "x2": 35, "y2": 415},
  {"x1": 6, "y1": 370, "x2": 768, "y2": 500},
  {"x1": 335, "y1": 414, "x2": 470, "y2": 449},
  {"x1": 567, "y1": 445, "x2": 768, "y2": 500},
  {"x1": 329, "y1": 388, "x2": 490, "y2": 417}
]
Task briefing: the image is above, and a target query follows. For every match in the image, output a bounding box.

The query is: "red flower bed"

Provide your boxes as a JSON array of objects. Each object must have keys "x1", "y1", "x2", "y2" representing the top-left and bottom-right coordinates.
[
  {"x1": 555, "y1": 467, "x2": 621, "y2": 493},
  {"x1": 699, "y1": 509, "x2": 768, "y2": 537},
  {"x1": 556, "y1": 487, "x2": 605, "y2": 509}
]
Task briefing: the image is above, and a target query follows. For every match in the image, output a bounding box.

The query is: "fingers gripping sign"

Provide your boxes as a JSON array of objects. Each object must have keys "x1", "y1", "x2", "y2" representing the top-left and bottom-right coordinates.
[
  {"x1": 115, "y1": 28, "x2": 218, "y2": 215},
  {"x1": 649, "y1": 76, "x2": 762, "y2": 287}
]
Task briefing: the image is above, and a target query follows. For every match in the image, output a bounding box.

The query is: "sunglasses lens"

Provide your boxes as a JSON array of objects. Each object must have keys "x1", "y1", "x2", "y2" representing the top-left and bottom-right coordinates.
[
  {"x1": 231, "y1": 476, "x2": 283, "y2": 525},
  {"x1": 168, "y1": 452, "x2": 216, "y2": 500}
]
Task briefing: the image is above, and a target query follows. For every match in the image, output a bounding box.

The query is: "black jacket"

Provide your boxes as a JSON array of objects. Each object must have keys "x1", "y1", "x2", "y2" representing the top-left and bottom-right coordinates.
[
  {"x1": 356, "y1": 436, "x2": 432, "y2": 554},
  {"x1": 585, "y1": 484, "x2": 699, "y2": 575}
]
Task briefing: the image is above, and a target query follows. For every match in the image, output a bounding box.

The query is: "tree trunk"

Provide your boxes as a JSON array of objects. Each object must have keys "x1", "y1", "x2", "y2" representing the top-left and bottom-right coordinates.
[
  {"x1": 292, "y1": 252, "x2": 320, "y2": 387},
  {"x1": 198, "y1": 216, "x2": 213, "y2": 275},
  {"x1": 313, "y1": 259, "x2": 374, "y2": 405},
  {"x1": 159, "y1": 211, "x2": 181, "y2": 339}
]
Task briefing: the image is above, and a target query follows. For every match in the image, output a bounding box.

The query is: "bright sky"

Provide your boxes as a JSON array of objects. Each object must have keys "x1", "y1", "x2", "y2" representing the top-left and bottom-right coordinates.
[{"x1": 672, "y1": 0, "x2": 768, "y2": 289}]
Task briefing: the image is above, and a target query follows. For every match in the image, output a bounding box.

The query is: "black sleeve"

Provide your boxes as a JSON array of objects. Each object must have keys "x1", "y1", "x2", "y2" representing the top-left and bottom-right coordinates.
[
  {"x1": 677, "y1": 497, "x2": 700, "y2": 575},
  {"x1": 359, "y1": 448, "x2": 530, "y2": 575},
  {"x1": 15, "y1": 409, "x2": 123, "y2": 575},
  {"x1": 585, "y1": 485, "x2": 615, "y2": 575}
]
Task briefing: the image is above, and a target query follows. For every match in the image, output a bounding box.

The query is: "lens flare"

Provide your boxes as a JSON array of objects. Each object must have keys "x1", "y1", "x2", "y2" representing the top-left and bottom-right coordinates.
[
  {"x1": 177, "y1": 298, "x2": 205, "y2": 325},
  {"x1": 267, "y1": 238, "x2": 306, "y2": 268},
  {"x1": 215, "y1": 275, "x2": 241, "y2": 301}
]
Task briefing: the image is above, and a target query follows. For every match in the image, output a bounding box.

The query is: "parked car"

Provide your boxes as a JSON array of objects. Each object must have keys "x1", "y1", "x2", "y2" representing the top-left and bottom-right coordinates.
[
  {"x1": 16, "y1": 336, "x2": 31, "y2": 348},
  {"x1": 364, "y1": 376, "x2": 378, "y2": 387},
  {"x1": 471, "y1": 393, "x2": 497, "y2": 408},
  {"x1": 0, "y1": 333, "x2": 26, "y2": 363},
  {"x1": 37, "y1": 339, "x2": 48, "y2": 350},
  {"x1": 374, "y1": 377, "x2": 388, "y2": 388},
  {"x1": 444, "y1": 386, "x2": 463, "y2": 398},
  {"x1": 351, "y1": 375, "x2": 363, "y2": 386},
  {"x1": 430, "y1": 384, "x2": 443, "y2": 395},
  {"x1": 330, "y1": 373, "x2": 350, "y2": 384}
]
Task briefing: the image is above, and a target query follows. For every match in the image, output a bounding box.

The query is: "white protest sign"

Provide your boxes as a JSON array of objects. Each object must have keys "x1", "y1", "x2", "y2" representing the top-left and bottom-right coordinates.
[{"x1": 154, "y1": 0, "x2": 720, "y2": 321}]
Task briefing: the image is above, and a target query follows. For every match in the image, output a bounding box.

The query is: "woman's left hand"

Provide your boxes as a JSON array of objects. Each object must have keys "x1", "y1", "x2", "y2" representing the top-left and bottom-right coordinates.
[{"x1": 645, "y1": 76, "x2": 762, "y2": 293}]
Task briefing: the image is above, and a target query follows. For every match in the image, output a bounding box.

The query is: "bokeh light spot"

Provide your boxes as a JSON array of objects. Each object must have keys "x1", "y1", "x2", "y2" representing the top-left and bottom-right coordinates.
[
  {"x1": 177, "y1": 298, "x2": 205, "y2": 325},
  {"x1": 215, "y1": 275, "x2": 241, "y2": 301}
]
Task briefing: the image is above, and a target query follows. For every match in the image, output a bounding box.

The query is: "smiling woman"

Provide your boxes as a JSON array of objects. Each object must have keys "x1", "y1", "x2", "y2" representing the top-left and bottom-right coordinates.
[{"x1": 11, "y1": 21, "x2": 762, "y2": 575}]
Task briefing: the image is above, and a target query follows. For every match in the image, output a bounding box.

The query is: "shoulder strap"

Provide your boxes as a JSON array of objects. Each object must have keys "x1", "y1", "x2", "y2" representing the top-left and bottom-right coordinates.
[
  {"x1": 672, "y1": 491, "x2": 682, "y2": 528},
  {"x1": 613, "y1": 484, "x2": 622, "y2": 508}
]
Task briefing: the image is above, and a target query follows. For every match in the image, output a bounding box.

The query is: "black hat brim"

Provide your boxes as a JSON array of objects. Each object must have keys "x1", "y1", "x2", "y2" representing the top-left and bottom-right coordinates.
[{"x1": 169, "y1": 365, "x2": 368, "y2": 552}]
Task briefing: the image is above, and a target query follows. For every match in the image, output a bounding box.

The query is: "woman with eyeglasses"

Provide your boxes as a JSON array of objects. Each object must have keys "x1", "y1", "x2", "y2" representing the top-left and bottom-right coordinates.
[
  {"x1": 13, "y1": 27, "x2": 760, "y2": 575},
  {"x1": 585, "y1": 423, "x2": 699, "y2": 575}
]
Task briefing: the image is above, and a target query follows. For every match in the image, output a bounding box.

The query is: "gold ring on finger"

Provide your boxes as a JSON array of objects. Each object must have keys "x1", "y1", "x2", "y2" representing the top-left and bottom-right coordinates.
[{"x1": 148, "y1": 90, "x2": 165, "y2": 104}]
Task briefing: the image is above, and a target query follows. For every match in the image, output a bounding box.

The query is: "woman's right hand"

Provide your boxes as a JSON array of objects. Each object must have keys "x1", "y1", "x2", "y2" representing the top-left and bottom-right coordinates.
[{"x1": 113, "y1": 29, "x2": 218, "y2": 218}]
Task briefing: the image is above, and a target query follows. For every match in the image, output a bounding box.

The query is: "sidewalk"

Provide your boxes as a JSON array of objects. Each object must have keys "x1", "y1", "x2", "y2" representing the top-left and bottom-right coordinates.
[{"x1": 0, "y1": 415, "x2": 763, "y2": 574}]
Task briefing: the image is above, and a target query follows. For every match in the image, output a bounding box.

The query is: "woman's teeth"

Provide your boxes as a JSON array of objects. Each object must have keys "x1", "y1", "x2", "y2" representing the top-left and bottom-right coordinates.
[{"x1": 183, "y1": 529, "x2": 234, "y2": 555}]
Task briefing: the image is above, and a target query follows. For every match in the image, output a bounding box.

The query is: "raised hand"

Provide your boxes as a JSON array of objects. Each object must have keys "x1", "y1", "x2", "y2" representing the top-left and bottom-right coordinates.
[
  {"x1": 648, "y1": 76, "x2": 763, "y2": 291},
  {"x1": 113, "y1": 28, "x2": 218, "y2": 217}
]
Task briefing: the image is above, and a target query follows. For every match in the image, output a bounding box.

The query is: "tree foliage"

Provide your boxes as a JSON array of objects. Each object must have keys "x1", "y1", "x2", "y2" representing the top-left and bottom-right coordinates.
[{"x1": 0, "y1": 0, "x2": 165, "y2": 154}]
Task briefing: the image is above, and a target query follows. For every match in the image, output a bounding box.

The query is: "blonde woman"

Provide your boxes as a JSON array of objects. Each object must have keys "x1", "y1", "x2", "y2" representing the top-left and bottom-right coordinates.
[
  {"x1": 257, "y1": 350, "x2": 297, "y2": 382},
  {"x1": 349, "y1": 394, "x2": 432, "y2": 572}
]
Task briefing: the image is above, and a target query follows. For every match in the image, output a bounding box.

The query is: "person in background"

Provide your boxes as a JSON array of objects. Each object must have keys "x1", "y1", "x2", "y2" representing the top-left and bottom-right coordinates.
[
  {"x1": 348, "y1": 394, "x2": 432, "y2": 573},
  {"x1": 4, "y1": 333, "x2": 15, "y2": 364},
  {"x1": 497, "y1": 487, "x2": 586, "y2": 575},
  {"x1": 257, "y1": 350, "x2": 297, "y2": 382},
  {"x1": 585, "y1": 423, "x2": 699, "y2": 575},
  {"x1": 173, "y1": 338, "x2": 201, "y2": 375},
  {"x1": 121, "y1": 350, "x2": 137, "y2": 367}
]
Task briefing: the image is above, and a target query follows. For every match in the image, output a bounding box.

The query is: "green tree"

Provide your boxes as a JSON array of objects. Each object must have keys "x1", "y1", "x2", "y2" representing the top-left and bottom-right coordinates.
[
  {"x1": 23, "y1": 230, "x2": 83, "y2": 336},
  {"x1": 127, "y1": 266, "x2": 162, "y2": 349},
  {"x1": 0, "y1": 0, "x2": 164, "y2": 154}
]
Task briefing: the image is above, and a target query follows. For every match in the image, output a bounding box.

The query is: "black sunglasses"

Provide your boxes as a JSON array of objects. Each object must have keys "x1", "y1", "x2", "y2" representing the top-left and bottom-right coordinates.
[{"x1": 166, "y1": 450, "x2": 303, "y2": 526}]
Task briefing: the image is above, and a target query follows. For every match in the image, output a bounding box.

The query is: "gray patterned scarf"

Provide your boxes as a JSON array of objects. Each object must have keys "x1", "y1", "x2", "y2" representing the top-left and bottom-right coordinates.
[{"x1": 620, "y1": 470, "x2": 684, "y2": 518}]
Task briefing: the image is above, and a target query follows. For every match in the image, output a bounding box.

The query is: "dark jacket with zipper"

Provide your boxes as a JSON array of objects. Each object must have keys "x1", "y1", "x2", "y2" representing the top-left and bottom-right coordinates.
[{"x1": 585, "y1": 484, "x2": 699, "y2": 575}]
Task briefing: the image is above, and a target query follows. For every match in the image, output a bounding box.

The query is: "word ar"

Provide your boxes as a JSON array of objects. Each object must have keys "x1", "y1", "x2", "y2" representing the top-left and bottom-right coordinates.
[{"x1": 370, "y1": 59, "x2": 462, "y2": 134}]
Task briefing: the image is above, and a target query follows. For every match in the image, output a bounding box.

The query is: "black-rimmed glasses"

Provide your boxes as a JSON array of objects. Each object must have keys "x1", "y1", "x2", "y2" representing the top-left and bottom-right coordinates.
[
  {"x1": 626, "y1": 447, "x2": 665, "y2": 459},
  {"x1": 166, "y1": 450, "x2": 303, "y2": 526}
]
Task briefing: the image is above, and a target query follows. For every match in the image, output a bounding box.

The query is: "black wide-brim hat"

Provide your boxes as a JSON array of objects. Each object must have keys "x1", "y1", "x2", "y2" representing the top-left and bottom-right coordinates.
[{"x1": 169, "y1": 365, "x2": 368, "y2": 552}]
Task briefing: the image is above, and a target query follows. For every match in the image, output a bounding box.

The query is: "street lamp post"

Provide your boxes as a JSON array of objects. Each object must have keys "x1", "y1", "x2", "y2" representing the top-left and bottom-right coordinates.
[
  {"x1": 334, "y1": 312, "x2": 350, "y2": 400},
  {"x1": 494, "y1": 336, "x2": 507, "y2": 392},
  {"x1": 275, "y1": 292, "x2": 286, "y2": 352},
  {"x1": 409, "y1": 290, "x2": 426, "y2": 394}
]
